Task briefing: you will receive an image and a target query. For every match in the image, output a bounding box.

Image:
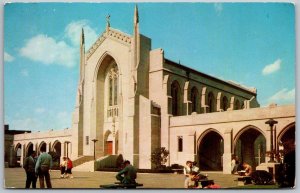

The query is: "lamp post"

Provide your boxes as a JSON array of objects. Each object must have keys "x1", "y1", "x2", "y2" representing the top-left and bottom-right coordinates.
[
  {"x1": 265, "y1": 118, "x2": 278, "y2": 163},
  {"x1": 91, "y1": 139, "x2": 98, "y2": 160},
  {"x1": 65, "y1": 141, "x2": 70, "y2": 158}
]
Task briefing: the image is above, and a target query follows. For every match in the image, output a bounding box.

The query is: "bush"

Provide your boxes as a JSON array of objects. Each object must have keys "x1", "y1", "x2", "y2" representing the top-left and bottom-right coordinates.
[
  {"x1": 150, "y1": 147, "x2": 169, "y2": 169},
  {"x1": 251, "y1": 170, "x2": 273, "y2": 185}
]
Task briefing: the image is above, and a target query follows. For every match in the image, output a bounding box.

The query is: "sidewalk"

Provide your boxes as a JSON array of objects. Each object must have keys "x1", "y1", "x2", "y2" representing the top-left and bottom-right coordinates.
[{"x1": 4, "y1": 168, "x2": 238, "y2": 189}]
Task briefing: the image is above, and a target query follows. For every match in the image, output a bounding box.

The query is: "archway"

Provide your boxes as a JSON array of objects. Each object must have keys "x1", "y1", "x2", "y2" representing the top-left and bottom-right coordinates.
[
  {"x1": 198, "y1": 130, "x2": 223, "y2": 171},
  {"x1": 278, "y1": 123, "x2": 295, "y2": 157},
  {"x1": 25, "y1": 142, "x2": 34, "y2": 158},
  {"x1": 96, "y1": 53, "x2": 120, "y2": 156},
  {"x1": 234, "y1": 126, "x2": 266, "y2": 169},
  {"x1": 15, "y1": 143, "x2": 22, "y2": 167},
  {"x1": 104, "y1": 130, "x2": 113, "y2": 155},
  {"x1": 52, "y1": 140, "x2": 62, "y2": 165},
  {"x1": 38, "y1": 141, "x2": 47, "y2": 155}
]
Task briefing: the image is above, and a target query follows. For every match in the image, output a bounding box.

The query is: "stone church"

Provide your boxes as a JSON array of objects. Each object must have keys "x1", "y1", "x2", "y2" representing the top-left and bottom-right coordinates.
[{"x1": 11, "y1": 6, "x2": 295, "y2": 174}]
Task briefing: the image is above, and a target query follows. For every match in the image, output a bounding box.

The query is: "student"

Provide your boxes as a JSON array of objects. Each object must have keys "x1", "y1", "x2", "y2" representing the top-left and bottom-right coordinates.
[
  {"x1": 65, "y1": 157, "x2": 74, "y2": 178},
  {"x1": 242, "y1": 162, "x2": 252, "y2": 176},
  {"x1": 60, "y1": 157, "x2": 67, "y2": 178},
  {"x1": 23, "y1": 151, "x2": 37, "y2": 188},
  {"x1": 183, "y1": 161, "x2": 193, "y2": 188},
  {"x1": 35, "y1": 146, "x2": 53, "y2": 188},
  {"x1": 116, "y1": 160, "x2": 137, "y2": 184}
]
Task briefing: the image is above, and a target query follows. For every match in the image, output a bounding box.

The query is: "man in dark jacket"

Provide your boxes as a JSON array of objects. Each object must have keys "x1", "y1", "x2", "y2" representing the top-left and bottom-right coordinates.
[
  {"x1": 23, "y1": 151, "x2": 37, "y2": 188},
  {"x1": 116, "y1": 160, "x2": 137, "y2": 184}
]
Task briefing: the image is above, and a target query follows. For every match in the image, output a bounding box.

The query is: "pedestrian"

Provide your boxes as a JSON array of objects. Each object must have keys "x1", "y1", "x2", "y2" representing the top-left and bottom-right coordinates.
[
  {"x1": 35, "y1": 146, "x2": 53, "y2": 188},
  {"x1": 65, "y1": 157, "x2": 74, "y2": 178},
  {"x1": 116, "y1": 160, "x2": 137, "y2": 184},
  {"x1": 23, "y1": 151, "x2": 37, "y2": 188},
  {"x1": 183, "y1": 161, "x2": 193, "y2": 188},
  {"x1": 60, "y1": 157, "x2": 67, "y2": 178}
]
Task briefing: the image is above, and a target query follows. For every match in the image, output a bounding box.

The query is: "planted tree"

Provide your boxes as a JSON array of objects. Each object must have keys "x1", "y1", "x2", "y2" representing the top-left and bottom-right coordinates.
[{"x1": 150, "y1": 147, "x2": 169, "y2": 169}]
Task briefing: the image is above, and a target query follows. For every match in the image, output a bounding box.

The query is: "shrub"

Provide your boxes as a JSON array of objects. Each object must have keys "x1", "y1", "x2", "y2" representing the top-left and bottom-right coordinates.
[
  {"x1": 251, "y1": 170, "x2": 273, "y2": 185},
  {"x1": 150, "y1": 147, "x2": 169, "y2": 169}
]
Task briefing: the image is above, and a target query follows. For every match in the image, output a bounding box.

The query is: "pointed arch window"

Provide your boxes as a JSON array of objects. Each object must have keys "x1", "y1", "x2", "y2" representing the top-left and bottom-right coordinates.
[
  {"x1": 191, "y1": 87, "x2": 198, "y2": 113},
  {"x1": 107, "y1": 64, "x2": 119, "y2": 117},
  {"x1": 171, "y1": 81, "x2": 180, "y2": 116},
  {"x1": 208, "y1": 92, "x2": 215, "y2": 113},
  {"x1": 222, "y1": 96, "x2": 228, "y2": 111},
  {"x1": 234, "y1": 100, "x2": 240, "y2": 110}
]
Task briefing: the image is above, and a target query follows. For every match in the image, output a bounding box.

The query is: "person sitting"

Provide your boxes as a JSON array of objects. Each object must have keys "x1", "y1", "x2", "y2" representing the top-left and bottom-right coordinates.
[
  {"x1": 242, "y1": 163, "x2": 252, "y2": 176},
  {"x1": 116, "y1": 160, "x2": 137, "y2": 184}
]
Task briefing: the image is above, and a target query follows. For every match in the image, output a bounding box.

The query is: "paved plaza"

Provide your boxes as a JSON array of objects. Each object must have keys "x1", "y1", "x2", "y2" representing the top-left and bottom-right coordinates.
[{"x1": 4, "y1": 168, "x2": 239, "y2": 189}]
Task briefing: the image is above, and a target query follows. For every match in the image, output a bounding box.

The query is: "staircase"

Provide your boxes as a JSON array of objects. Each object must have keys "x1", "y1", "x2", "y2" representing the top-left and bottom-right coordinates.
[{"x1": 72, "y1": 156, "x2": 94, "y2": 168}]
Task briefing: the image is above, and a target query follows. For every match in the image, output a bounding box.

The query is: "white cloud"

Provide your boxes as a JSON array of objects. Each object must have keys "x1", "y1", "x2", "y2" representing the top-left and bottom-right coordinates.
[
  {"x1": 4, "y1": 52, "x2": 15, "y2": 62},
  {"x1": 10, "y1": 118, "x2": 42, "y2": 132},
  {"x1": 214, "y1": 3, "x2": 223, "y2": 15},
  {"x1": 268, "y1": 88, "x2": 295, "y2": 104},
  {"x1": 35, "y1": 108, "x2": 45, "y2": 114},
  {"x1": 64, "y1": 20, "x2": 98, "y2": 49},
  {"x1": 262, "y1": 59, "x2": 281, "y2": 75},
  {"x1": 19, "y1": 34, "x2": 77, "y2": 67},
  {"x1": 20, "y1": 69, "x2": 29, "y2": 77}
]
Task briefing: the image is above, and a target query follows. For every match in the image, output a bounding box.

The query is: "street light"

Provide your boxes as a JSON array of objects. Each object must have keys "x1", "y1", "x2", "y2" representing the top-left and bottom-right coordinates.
[
  {"x1": 91, "y1": 139, "x2": 98, "y2": 160},
  {"x1": 65, "y1": 141, "x2": 70, "y2": 158},
  {"x1": 265, "y1": 118, "x2": 278, "y2": 163}
]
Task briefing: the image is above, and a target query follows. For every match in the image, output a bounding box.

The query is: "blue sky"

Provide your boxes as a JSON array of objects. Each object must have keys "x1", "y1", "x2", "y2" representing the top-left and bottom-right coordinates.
[{"x1": 4, "y1": 3, "x2": 295, "y2": 132}]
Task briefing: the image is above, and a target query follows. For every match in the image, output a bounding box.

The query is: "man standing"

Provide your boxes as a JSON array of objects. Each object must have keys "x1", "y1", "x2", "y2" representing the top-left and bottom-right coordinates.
[
  {"x1": 35, "y1": 146, "x2": 53, "y2": 188},
  {"x1": 23, "y1": 151, "x2": 37, "y2": 188},
  {"x1": 116, "y1": 160, "x2": 137, "y2": 184}
]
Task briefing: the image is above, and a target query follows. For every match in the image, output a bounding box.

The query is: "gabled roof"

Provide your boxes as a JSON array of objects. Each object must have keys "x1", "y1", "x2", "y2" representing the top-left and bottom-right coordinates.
[{"x1": 86, "y1": 27, "x2": 132, "y2": 60}]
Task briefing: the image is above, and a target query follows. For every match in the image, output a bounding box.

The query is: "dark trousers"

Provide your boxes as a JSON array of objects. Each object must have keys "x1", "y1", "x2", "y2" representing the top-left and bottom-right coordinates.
[
  {"x1": 25, "y1": 172, "x2": 37, "y2": 188},
  {"x1": 38, "y1": 169, "x2": 52, "y2": 188}
]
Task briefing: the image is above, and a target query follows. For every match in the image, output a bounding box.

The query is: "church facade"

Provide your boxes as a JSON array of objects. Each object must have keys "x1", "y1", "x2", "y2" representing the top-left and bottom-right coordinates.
[{"x1": 11, "y1": 6, "x2": 295, "y2": 174}]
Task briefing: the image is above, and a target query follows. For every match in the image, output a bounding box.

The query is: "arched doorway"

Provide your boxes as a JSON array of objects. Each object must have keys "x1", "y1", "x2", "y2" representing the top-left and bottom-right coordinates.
[
  {"x1": 52, "y1": 141, "x2": 62, "y2": 165},
  {"x1": 234, "y1": 126, "x2": 266, "y2": 169},
  {"x1": 25, "y1": 142, "x2": 34, "y2": 158},
  {"x1": 198, "y1": 130, "x2": 223, "y2": 171},
  {"x1": 104, "y1": 130, "x2": 113, "y2": 155},
  {"x1": 38, "y1": 142, "x2": 47, "y2": 155},
  {"x1": 278, "y1": 123, "x2": 295, "y2": 157},
  {"x1": 15, "y1": 143, "x2": 22, "y2": 167}
]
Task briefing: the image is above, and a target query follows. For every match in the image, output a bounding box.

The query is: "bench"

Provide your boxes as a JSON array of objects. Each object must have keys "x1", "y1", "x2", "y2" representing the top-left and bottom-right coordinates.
[
  {"x1": 237, "y1": 176, "x2": 252, "y2": 186},
  {"x1": 100, "y1": 182, "x2": 143, "y2": 189}
]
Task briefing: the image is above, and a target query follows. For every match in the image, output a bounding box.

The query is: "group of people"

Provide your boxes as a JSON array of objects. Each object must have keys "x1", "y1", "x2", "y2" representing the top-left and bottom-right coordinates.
[
  {"x1": 23, "y1": 146, "x2": 53, "y2": 188},
  {"x1": 59, "y1": 156, "x2": 74, "y2": 178},
  {"x1": 231, "y1": 155, "x2": 252, "y2": 176}
]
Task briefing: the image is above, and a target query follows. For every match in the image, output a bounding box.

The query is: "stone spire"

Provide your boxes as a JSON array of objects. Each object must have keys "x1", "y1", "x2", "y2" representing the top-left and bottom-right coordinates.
[
  {"x1": 132, "y1": 5, "x2": 140, "y2": 70},
  {"x1": 80, "y1": 28, "x2": 85, "y2": 82},
  {"x1": 134, "y1": 5, "x2": 139, "y2": 25}
]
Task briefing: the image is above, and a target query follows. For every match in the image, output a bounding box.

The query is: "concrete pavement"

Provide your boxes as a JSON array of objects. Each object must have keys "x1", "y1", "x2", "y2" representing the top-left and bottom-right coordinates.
[{"x1": 4, "y1": 168, "x2": 239, "y2": 189}]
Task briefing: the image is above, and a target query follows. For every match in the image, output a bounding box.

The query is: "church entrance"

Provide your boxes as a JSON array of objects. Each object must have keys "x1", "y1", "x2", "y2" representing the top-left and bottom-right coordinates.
[
  {"x1": 198, "y1": 130, "x2": 223, "y2": 171},
  {"x1": 234, "y1": 127, "x2": 266, "y2": 169},
  {"x1": 105, "y1": 141, "x2": 113, "y2": 155}
]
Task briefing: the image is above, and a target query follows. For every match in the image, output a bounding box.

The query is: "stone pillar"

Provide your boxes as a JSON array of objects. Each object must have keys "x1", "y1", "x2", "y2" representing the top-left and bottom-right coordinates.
[
  {"x1": 21, "y1": 144, "x2": 25, "y2": 167},
  {"x1": 61, "y1": 142, "x2": 65, "y2": 162},
  {"x1": 223, "y1": 129, "x2": 232, "y2": 174},
  {"x1": 46, "y1": 142, "x2": 50, "y2": 152},
  {"x1": 9, "y1": 145, "x2": 14, "y2": 167}
]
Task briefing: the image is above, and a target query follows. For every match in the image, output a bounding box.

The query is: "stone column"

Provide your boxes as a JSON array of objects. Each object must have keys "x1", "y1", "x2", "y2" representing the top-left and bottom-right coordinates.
[
  {"x1": 9, "y1": 145, "x2": 14, "y2": 167},
  {"x1": 223, "y1": 128, "x2": 232, "y2": 174}
]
